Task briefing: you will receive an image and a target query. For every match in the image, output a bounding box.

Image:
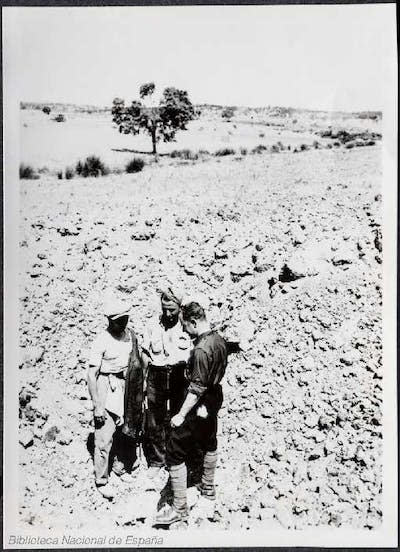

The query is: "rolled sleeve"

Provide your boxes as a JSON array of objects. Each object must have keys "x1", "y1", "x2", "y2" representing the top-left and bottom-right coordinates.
[{"x1": 187, "y1": 349, "x2": 209, "y2": 398}]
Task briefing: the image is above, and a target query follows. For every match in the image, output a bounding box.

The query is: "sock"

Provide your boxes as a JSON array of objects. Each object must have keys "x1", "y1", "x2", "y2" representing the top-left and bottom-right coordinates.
[
  {"x1": 169, "y1": 463, "x2": 187, "y2": 512},
  {"x1": 202, "y1": 450, "x2": 218, "y2": 489}
]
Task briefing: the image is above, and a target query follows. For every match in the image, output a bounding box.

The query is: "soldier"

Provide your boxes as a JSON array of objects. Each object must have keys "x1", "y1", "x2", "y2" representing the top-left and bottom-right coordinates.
[
  {"x1": 155, "y1": 301, "x2": 228, "y2": 525},
  {"x1": 141, "y1": 287, "x2": 191, "y2": 485},
  {"x1": 87, "y1": 294, "x2": 140, "y2": 499}
]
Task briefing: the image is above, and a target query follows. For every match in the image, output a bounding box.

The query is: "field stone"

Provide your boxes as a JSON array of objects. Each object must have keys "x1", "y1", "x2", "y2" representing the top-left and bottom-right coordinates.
[
  {"x1": 21, "y1": 346, "x2": 45, "y2": 367},
  {"x1": 19, "y1": 429, "x2": 34, "y2": 448}
]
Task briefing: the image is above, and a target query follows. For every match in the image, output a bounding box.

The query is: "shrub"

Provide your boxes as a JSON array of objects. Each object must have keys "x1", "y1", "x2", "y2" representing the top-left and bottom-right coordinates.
[
  {"x1": 300, "y1": 143, "x2": 309, "y2": 151},
  {"x1": 221, "y1": 107, "x2": 236, "y2": 120},
  {"x1": 197, "y1": 149, "x2": 210, "y2": 156},
  {"x1": 313, "y1": 140, "x2": 321, "y2": 149},
  {"x1": 42, "y1": 106, "x2": 51, "y2": 115},
  {"x1": 19, "y1": 164, "x2": 39, "y2": 179},
  {"x1": 75, "y1": 156, "x2": 109, "y2": 177},
  {"x1": 170, "y1": 149, "x2": 198, "y2": 160},
  {"x1": 259, "y1": 132, "x2": 265, "y2": 138},
  {"x1": 65, "y1": 167, "x2": 75, "y2": 179},
  {"x1": 57, "y1": 171, "x2": 63, "y2": 180},
  {"x1": 251, "y1": 144, "x2": 268, "y2": 154},
  {"x1": 126, "y1": 157, "x2": 145, "y2": 173},
  {"x1": 270, "y1": 144, "x2": 280, "y2": 153},
  {"x1": 214, "y1": 147, "x2": 236, "y2": 157},
  {"x1": 240, "y1": 147, "x2": 248, "y2": 155},
  {"x1": 53, "y1": 114, "x2": 66, "y2": 122}
]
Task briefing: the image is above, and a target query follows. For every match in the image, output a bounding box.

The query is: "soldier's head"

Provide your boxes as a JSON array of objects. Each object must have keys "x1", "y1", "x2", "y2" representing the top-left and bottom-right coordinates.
[
  {"x1": 180, "y1": 301, "x2": 207, "y2": 337},
  {"x1": 108, "y1": 314, "x2": 129, "y2": 334},
  {"x1": 103, "y1": 293, "x2": 130, "y2": 335},
  {"x1": 161, "y1": 291, "x2": 181, "y2": 327}
]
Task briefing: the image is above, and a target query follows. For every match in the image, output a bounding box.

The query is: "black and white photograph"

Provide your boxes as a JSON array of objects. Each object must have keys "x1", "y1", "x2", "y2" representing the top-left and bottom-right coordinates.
[{"x1": 2, "y1": 3, "x2": 398, "y2": 548}]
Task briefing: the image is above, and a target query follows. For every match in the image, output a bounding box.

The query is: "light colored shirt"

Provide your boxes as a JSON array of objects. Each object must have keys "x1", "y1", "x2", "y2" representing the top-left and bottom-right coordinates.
[
  {"x1": 88, "y1": 329, "x2": 132, "y2": 421},
  {"x1": 142, "y1": 318, "x2": 191, "y2": 367}
]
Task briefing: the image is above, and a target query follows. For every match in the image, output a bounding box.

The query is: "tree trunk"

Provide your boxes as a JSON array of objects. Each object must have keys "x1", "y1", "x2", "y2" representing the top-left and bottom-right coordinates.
[{"x1": 151, "y1": 123, "x2": 157, "y2": 154}]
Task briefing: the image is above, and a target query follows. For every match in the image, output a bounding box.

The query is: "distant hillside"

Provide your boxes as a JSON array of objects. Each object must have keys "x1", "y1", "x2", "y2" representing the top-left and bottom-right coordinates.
[{"x1": 20, "y1": 101, "x2": 382, "y2": 122}]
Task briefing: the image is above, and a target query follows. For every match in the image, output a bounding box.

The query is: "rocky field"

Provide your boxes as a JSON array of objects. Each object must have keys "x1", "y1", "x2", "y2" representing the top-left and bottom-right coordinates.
[{"x1": 18, "y1": 137, "x2": 382, "y2": 532}]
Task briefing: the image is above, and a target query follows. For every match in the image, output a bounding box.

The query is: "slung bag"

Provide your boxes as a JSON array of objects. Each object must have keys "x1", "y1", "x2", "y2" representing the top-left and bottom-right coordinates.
[{"x1": 122, "y1": 329, "x2": 144, "y2": 440}]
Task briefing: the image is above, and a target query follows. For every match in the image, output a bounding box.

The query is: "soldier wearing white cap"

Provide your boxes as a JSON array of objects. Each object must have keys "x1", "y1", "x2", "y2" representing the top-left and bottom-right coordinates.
[{"x1": 87, "y1": 293, "x2": 140, "y2": 499}]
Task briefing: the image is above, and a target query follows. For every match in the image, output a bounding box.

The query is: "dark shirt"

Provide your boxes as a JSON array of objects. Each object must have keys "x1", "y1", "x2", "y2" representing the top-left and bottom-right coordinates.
[{"x1": 186, "y1": 331, "x2": 228, "y2": 398}]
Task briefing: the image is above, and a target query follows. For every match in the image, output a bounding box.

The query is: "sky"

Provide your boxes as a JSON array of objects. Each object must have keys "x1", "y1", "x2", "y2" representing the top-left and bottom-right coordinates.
[{"x1": 4, "y1": 4, "x2": 395, "y2": 112}]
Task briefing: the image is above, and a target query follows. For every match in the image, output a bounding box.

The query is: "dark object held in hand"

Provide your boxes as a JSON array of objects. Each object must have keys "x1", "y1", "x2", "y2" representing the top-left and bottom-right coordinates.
[
  {"x1": 226, "y1": 341, "x2": 241, "y2": 355},
  {"x1": 94, "y1": 415, "x2": 105, "y2": 428}
]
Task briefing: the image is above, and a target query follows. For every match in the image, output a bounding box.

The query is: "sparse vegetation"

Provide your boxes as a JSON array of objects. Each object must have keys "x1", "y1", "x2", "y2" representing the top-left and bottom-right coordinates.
[
  {"x1": 65, "y1": 167, "x2": 75, "y2": 179},
  {"x1": 251, "y1": 144, "x2": 268, "y2": 154},
  {"x1": 53, "y1": 114, "x2": 66, "y2": 123},
  {"x1": 125, "y1": 157, "x2": 145, "y2": 173},
  {"x1": 170, "y1": 149, "x2": 198, "y2": 160},
  {"x1": 75, "y1": 156, "x2": 109, "y2": 178},
  {"x1": 240, "y1": 148, "x2": 248, "y2": 155},
  {"x1": 221, "y1": 107, "x2": 236, "y2": 121},
  {"x1": 214, "y1": 147, "x2": 236, "y2": 157},
  {"x1": 19, "y1": 164, "x2": 39, "y2": 180}
]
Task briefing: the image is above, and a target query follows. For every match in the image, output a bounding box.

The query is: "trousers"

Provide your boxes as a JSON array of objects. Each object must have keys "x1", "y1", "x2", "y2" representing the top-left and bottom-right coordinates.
[
  {"x1": 166, "y1": 384, "x2": 223, "y2": 467},
  {"x1": 94, "y1": 410, "x2": 135, "y2": 486},
  {"x1": 143, "y1": 363, "x2": 187, "y2": 468}
]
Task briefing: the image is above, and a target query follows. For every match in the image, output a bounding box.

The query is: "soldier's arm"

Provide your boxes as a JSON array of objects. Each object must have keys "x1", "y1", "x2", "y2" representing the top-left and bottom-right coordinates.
[
  {"x1": 176, "y1": 349, "x2": 209, "y2": 420},
  {"x1": 87, "y1": 336, "x2": 105, "y2": 417},
  {"x1": 87, "y1": 363, "x2": 103, "y2": 416}
]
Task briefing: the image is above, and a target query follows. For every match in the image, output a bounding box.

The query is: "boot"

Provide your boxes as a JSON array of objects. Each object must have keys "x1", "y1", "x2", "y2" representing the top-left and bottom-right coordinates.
[
  {"x1": 96, "y1": 483, "x2": 115, "y2": 500},
  {"x1": 155, "y1": 463, "x2": 188, "y2": 525},
  {"x1": 155, "y1": 504, "x2": 188, "y2": 525}
]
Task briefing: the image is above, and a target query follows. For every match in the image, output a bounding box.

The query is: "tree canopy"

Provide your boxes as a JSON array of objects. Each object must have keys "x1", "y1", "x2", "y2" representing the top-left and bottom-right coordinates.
[{"x1": 112, "y1": 83, "x2": 195, "y2": 154}]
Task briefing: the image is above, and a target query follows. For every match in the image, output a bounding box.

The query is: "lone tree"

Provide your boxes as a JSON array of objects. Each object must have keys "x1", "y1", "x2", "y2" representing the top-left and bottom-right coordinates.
[{"x1": 112, "y1": 83, "x2": 195, "y2": 154}]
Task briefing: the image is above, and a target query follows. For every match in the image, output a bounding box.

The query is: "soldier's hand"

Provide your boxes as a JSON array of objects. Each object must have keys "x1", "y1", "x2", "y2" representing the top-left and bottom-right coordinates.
[
  {"x1": 197, "y1": 405, "x2": 208, "y2": 419},
  {"x1": 94, "y1": 407, "x2": 105, "y2": 428},
  {"x1": 171, "y1": 413, "x2": 185, "y2": 428}
]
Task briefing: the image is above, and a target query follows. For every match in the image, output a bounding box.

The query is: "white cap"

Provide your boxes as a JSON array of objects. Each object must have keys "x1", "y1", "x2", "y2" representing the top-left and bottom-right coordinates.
[{"x1": 103, "y1": 292, "x2": 130, "y2": 320}]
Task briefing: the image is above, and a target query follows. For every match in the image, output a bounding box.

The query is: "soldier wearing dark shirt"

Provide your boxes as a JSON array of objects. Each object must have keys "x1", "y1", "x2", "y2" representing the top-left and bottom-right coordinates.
[{"x1": 155, "y1": 301, "x2": 228, "y2": 526}]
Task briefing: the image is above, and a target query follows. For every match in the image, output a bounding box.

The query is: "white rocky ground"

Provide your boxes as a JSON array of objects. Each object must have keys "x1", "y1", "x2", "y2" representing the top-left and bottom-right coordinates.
[{"x1": 18, "y1": 144, "x2": 382, "y2": 532}]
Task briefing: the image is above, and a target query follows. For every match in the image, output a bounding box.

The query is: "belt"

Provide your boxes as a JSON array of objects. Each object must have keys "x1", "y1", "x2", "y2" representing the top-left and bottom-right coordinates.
[{"x1": 149, "y1": 363, "x2": 184, "y2": 371}]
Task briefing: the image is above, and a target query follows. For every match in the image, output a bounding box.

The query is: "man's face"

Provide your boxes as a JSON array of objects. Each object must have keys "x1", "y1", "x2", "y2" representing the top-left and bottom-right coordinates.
[
  {"x1": 161, "y1": 302, "x2": 180, "y2": 325},
  {"x1": 180, "y1": 316, "x2": 197, "y2": 337},
  {"x1": 109, "y1": 315, "x2": 129, "y2": 333}
]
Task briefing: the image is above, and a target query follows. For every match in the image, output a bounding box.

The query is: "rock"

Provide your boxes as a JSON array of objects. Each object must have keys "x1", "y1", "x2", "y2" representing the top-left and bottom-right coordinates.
[
  {"x1": 42, "y1": 421, "x2": 60, "y2": 442},
  {"x1": 332, "y1": 245, "x2": 356, "y2": 266},
  {"x1": 130, "y1": 227, "x2": 155, "y2": 241},
  {"x1": 57, "y1": 429, "x2": 73, "y2": 445},
  {"x1": 20, "y1": 346, "x2": 45, "y2": 367},
  {"x1": 340, "y1": 349, "x2": 362, "y2": 365},
  {"x1": 302, "y1": 356, "x2": 315, "y2": 371},
  {"x1": 19, "y1": 429, "x2": 34, "y2": 448},
  {"x1": 274, "y1": 498, "x2": 294, "y2": 528}
]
